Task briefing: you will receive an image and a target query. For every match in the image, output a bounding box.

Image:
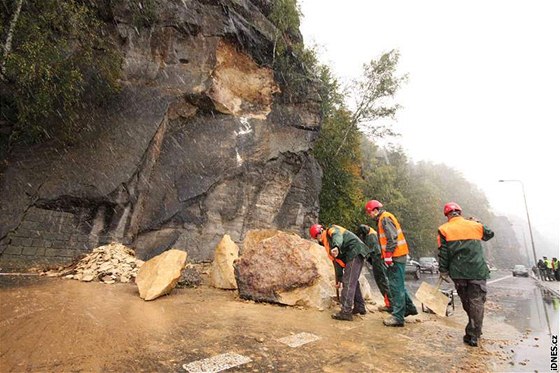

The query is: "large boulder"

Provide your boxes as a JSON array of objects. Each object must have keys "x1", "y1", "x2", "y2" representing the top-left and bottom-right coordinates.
[
  {"x1": 135, "y1": 249, "x2": 187, "y2": 301},
  {"x1": 208, "y1": 235, "x2": 239, "y2": 290},
  {"x1": 234, "y1": 230, "x2": 335, "y2": 310}
]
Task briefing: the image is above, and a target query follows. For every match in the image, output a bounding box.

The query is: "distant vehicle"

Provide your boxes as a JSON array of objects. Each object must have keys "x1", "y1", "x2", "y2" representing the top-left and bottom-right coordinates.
[
  {"x1": 512, "y1": 265, "x2": 529, "y2": 277},
  {"x1": 418, "y1": 257, "x2": 439, "y2": 274},
  {"x1": 405, "y1": 259, "x2": 421, "y2": 280}
]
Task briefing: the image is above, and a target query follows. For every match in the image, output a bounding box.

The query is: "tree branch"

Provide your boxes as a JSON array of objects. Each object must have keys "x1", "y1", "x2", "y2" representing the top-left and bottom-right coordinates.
[{"x1": 0, "y1": 0, "x2": 24, "y2": 81}]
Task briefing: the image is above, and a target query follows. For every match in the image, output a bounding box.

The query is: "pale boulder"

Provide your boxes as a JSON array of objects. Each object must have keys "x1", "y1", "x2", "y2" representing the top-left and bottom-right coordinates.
[
  {"x1": 359, "y1": 273, "x2": 374, "y2": 302},
  {"x1": 136, "y1": 249, "x2": 187, "y2": 301},
  {"x1": 209, "y1": 235, "x2": 239, "y2": 290}
]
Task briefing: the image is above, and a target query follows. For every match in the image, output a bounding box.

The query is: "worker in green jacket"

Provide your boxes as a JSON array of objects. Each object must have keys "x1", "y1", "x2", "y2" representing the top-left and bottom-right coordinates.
[
  {"x1": 310, "y1": 223, "x2": 371, "y2": 321},
  {"x1": 438, "y1": 202, "x2": 494, "y2": 347},
  {"x1": 356, "y1": 224, "x2": 392, "y2": 312}
]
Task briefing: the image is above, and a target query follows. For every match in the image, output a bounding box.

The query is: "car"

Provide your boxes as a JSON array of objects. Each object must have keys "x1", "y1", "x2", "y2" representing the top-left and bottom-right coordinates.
[
  {"x1": 418, "y1": 257, "x2": 439, "y2": 274},
  {"x1": 512, "y1": 264, "x2": 529, "y2": 277},
  {"x1": 405, "y1": 259, "x2": 421, "y2": 280}
]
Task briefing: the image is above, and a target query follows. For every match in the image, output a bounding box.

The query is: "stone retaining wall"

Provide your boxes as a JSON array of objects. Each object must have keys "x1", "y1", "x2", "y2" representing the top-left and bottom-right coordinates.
[{"x1": 0, "y1": 207, "x2": 94, "y2": 269}]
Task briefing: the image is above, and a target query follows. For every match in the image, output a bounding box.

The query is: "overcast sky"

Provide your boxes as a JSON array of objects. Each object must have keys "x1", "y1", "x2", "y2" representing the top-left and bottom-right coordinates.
[{"x1": 299, "y1": 0, "x2": 560, "y2": 256}]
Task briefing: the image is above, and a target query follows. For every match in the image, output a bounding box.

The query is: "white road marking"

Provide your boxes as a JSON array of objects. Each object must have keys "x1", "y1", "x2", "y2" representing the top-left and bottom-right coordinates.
[
  {"x1": 487, "y1": 275, "x2": 513, "y2": 284},
  {"x1": 277, "y1": 332, "x2": 320, "y2": 348},
  {"x1": 182, "y1": 353, "x2": 251, "y2": 373}
]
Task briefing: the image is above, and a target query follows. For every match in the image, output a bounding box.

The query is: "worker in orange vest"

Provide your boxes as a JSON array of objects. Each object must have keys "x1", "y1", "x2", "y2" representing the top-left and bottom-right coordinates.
[
  {"x1": 365, "y1": 200, "x2": 418, "y2": 327},
  {"x1": 438, "y1": 202, "x2": 494, "y2": 347},
  {"x1": 310, "y1": 223, "x2": 371, "y2": 321}
]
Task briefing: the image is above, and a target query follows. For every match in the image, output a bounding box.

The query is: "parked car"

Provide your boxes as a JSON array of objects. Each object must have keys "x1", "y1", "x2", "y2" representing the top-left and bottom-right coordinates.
[
  {"x1": 418, "y1": 257, "x2": 439, "y2": 274},
  {"x1": 405, "y1": 258, "x2": 421, "y2": 280},
  {"x1": 512, "y1": 264, "x2": 529, "y2": 277}
]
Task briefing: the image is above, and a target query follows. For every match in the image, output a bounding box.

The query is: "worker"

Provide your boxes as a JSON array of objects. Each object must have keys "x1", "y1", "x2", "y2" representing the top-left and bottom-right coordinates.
[
  {"x1": 365, "y1": 200, "x2": 418, "y2": 327},
  {"x1": 552, "y1": 258, "x2": 559, "y2": 281},
  {"x1": 544, "y1": 257, "x2": 555, "y2": 281},
  {"x1": 356, "y1": 224, "x2": 392, "y2": 312},
  {"x1": 309, "y1": 223, "x2": 370, "y2": 321},
  {"x1": 437, "y1": 202, "x2": 495, "y2": 347},
  {"x1": 537, "y1": 259, "x2": 547, "y2": 280}
]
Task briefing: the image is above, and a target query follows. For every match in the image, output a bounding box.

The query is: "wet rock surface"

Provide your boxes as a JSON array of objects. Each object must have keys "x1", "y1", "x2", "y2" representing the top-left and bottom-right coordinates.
[{"x1": 0, "y1": 0, "x2": 322, "y2": 269}]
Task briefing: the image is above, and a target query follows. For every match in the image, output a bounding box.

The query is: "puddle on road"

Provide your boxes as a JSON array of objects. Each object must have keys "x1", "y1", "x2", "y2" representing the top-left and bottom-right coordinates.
[
  {"x1": 494, "y1": 285, "x2": 559, "y2": 372},
  {"x1": 397, "y1": 271, "x2": 559, "y2": 372}
]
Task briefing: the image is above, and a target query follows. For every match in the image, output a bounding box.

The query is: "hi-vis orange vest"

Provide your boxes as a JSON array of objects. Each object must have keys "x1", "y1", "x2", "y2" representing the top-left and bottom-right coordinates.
[
  {"x1": 320, "y1": 225, "x2": 346, "y2": 268},
  {"x1": 437, "y1": 216, "x2": 484, "y2": 246},
  {"x1": 377, "y1": 211, "x2": 408, "y2": 257}
]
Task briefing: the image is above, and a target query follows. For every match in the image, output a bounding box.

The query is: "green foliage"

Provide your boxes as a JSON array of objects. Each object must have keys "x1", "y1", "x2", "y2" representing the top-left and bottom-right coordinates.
[
  {"x1": 268, "y1": 0, "x2": 318, "y2": 101},
  {"x1": 314, "y1": 106, "x2": 364, "y2": 230},
  {"x1": 0, "y1": 0, "x2": 121, "y2": 148},
  {"x1": 360, "y1": 141, "x2": 495, "y2": 258},
  {"x1": 312, "y1": 63, "x2": 364, "y2": 230},
  {"x1": 269, "y1": 0, "x2": 301, "y2": 37},
  {"x1": 313, "y1": 50, "x2": 407, "y2": 231},
  {"x1": 120, "y1": 0, "x2": 157, "y2": 28}
]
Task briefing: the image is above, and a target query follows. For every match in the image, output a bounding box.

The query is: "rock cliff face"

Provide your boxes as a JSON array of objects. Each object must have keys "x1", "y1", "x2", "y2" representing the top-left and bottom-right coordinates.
[{"x1": 0, "y1": 0, "x2": 322, "y2": 268}]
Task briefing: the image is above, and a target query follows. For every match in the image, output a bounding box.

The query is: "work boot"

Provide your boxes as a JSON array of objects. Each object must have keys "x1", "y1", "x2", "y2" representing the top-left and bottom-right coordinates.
[
  {"x1": 405, "y1": 308, "x2": 418, "y2": 317},
  {"x1": 352, "y1": 308, "x2": 367, "y2": 315},
  {"x1": 331, "y1": 312, "x2": 353, "y2": 321},
  {"x1": 378, "y1": 305, "x2": 392, "y2": 313},
  {"x1": 463, "y1": 335, "x2": 478, "y2": 347},
  {"x1": 383, "y1": 316, "x2": 404, "y2": 327}
]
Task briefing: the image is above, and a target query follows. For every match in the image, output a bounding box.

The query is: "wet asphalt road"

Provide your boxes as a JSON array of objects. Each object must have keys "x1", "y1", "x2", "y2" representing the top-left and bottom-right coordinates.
[{"x1": 399, "y1": 269, "x2": 560, "y2": 372}]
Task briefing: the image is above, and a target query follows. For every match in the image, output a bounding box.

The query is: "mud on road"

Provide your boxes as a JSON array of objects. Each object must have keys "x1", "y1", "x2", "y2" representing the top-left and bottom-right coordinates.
[{"x1": 0, "y1": 275, "x2": 520, "y2": 372}]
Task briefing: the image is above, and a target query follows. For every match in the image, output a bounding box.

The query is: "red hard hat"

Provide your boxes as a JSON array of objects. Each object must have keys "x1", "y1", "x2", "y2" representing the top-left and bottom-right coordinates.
[
  {"x1": 365, "y1": 200, "x2": 383, "y2": 213},
  {"x1": 309, "y1": 224, "x2": 323, "y2": 239},
  {"x1": 443, "y1": 202, "x2": 462, "y2": 216}
]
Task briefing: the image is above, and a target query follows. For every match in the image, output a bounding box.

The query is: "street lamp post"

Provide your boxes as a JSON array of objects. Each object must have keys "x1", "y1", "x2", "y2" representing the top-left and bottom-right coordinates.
[{"x1": 498, "y1": 179, "x2": 538, "y2": 267}]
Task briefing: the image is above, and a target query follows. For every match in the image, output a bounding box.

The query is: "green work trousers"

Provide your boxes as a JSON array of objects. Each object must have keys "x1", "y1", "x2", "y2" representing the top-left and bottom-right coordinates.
[
  {"x1": 386, "y1": 261, "x2": 417, "y2": 323},
  {"x1": 367, "y1": 255, "x2": 391, "y2": 302}
]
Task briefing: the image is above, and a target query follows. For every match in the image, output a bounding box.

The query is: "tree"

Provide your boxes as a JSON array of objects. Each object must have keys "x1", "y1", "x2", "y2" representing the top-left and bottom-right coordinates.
[
  {"x1": 335, "y1": 50, "x2": 407, "y2": 156},
  {"x1": 0, "y1": 0, "x2": 121, "y2": 150},
  {"x1": 313, "y1": 66, "x2": 364, "y2": 229},
  {"x1": 0, "y1": 0, "x2": 24, "y2": 80},
  {"x1": 314, "y1": 50, "x2": 407, "y2": 230}
]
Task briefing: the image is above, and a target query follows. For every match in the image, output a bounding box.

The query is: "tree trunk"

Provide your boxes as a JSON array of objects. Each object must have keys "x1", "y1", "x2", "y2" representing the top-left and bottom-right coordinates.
[{"x1": 0, "y1": 0, "x2": 24, "y2": 81}]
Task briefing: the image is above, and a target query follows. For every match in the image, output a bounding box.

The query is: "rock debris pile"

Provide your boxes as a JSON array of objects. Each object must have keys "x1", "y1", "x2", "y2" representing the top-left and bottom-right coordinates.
[{"x1": 42, "y1": 243, "x2": 144, "y2": 284}]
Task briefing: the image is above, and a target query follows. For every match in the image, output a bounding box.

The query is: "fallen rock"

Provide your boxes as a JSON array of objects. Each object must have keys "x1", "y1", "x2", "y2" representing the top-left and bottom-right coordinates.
[
  {"x1": 40, "y1": 243, "x2": 144, "y2": 283},
  {"x1": 176, "y1": 264, "x2": 205, "y2": 288},
  {"x1": 135, "y1": 249, "x2": 187, "y2": 301},
  {"x1": 359, "y1": 273, "x2": 374, "y2": 302},
  {"x1": 208, "y1": 234, "x2": 239, "y2": 290},
  {"x1": 234, "y1": 230, "x2": 335, "y2": 310}
]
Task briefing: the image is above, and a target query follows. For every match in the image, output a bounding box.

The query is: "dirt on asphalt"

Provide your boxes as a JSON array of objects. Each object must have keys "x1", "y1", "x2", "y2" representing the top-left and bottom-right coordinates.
[{"x1": 0, "y1": 274, "x2": 519, "y2": 373}]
